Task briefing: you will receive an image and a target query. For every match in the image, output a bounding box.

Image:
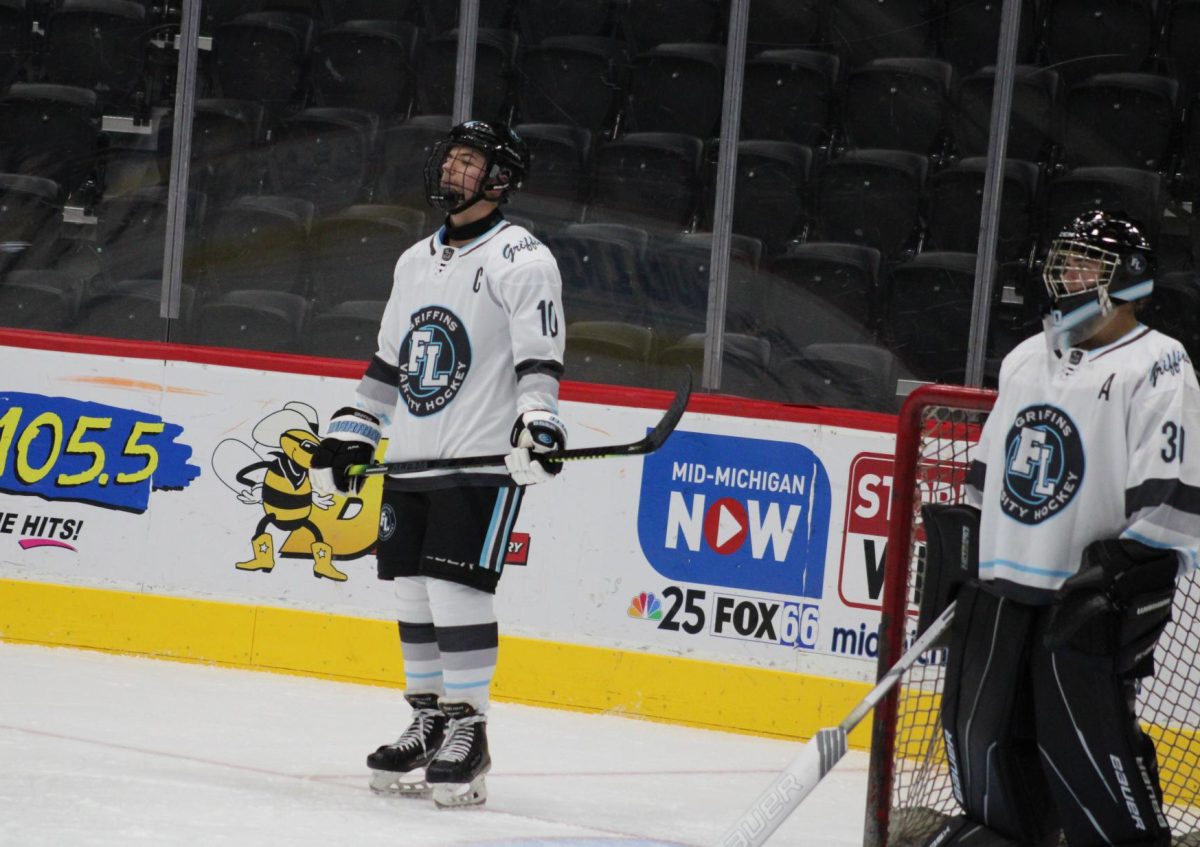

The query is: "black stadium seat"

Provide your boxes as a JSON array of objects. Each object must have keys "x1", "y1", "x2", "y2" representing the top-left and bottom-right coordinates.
[
  {"x1": 760, "y1": 242, "x2": 882, "y2": 356},
  {"x1": 202, "y1": 194, "x2": 314, "y2": 295},
  {"x1": 941, "y1": 0, "x2": 1039, "y2": 77},
  {"x1": 842, "y1": 58, "x2": 955, "y2": 157},
  {"x1": 1163, "y1": 0, "x2": 1200, "y2": 99},
  {"x1": 563, "y1": 319, "x2": 656, "y2": 387},
  {"x1": 94, "y1": 186, "x2": 206, "y2": 285},
  {"x1": 746, "y1": 0, "x2": 822, "y2": 52},
  {"x1": 214, "y1": 12, "x2": 314, "y2": 116},
  {"x1": 515, "y1": 36, "x2": 628, "y2": 132},
  {"x1": 186, "y1": 99, "x2": 269, "y2": 207},
  {"x1": 306, "y1": 299, "x2": 385, "y2": 360},
  {"x1": 328, "y1": 0, "x2": 419, "y2": 25},
  {"x1": 588, "y1": 132, "x2": 704, "y2": 230},
  {"x1": 269, "y1": 107, "x2": 378, "y2": 213},
  {"x1": 0, "y1": 83, "x2": 101, "y2": 196},
  {"x1": 626, "y1": 42, "x2": 725, "y2": 137},
  {"x1": 310, "y1": 20, "x2": 419, "y2": 119},
  {"x1": 506, "y1": 122, "x2": 591, "y2": 223},
  {"x1": 75, "y1": 277, "x2": 191, "y2": 341},
  {"x1": 0, "y1": 269, "x2": 83, "y2": 331},
  {"x1": 721, "y1": 140, "x2": 812, "y2": 254},
  {"x1": 1061, "y1": 73, "x2": 1179, "y2": 171},
  {"x1": 192, "y1": 288, "x2": 308, "y2": 353},
  {"x1": 926, "y1": 158, "x2": 1040, "y2": 263},
  {"x1": 375, "y1": 114, "x2": 452, "y2": 209},
  {"x1": 826, "y1": 0, "x2": 936, "y2": 69},
  {"x1": 1044, "y1": 0, "x2": 1157, "y2": 85},
  {"x1": 541, "y1": 222, "x2": 647, "y2": 324},
  {"x1": 815, "y1": 149, "x2": 928, "y2": 260},
  {"x1": 0, "y1": 174, "x2": 61, "y2": 273},
  {"x1": 618, "y1": 0, "x2": 722, "y2": 54},
  {"x1": 779, "y1": 342, "x2": 904, "y2": 412},
  {"x1": 307, "y1": 204, "x2": 421, "y2": 307},
  {"x1": 44, "y1": 0, "x2": 149, "y2": 111},
  {"x1": 885, "y1": 251, "x2": 980, "y2": 381},
  {"x1": 415, "y1": 28, "x2": 517, "y2": 122},
  {"x1": 0, "y1": 0, "x2": 31, "y2": 93},
  {"x1": 953, "y1": 65, "x2": 1060, "y2": 163},
  {"x1": 741, "y1": 48, "x2": 839, "y2": 147},
  {"x1": 514, "y1": 0, "x2": 614, "y2": 45}
]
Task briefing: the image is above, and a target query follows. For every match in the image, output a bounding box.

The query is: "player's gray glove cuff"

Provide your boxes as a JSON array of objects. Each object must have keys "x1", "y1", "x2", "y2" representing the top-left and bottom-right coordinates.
[
  {"x1": 505, "y1": 410, "x2": 566, "y2": 486},
  {"x1": 310, "y1": 407, "x2": 381, "y2": 497}
]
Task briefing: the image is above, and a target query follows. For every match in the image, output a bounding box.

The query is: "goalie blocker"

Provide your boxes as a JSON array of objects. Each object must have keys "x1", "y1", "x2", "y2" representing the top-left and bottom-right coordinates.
[{"x1": 926, "y1": 536, "x2": 1178, "y2": 847}]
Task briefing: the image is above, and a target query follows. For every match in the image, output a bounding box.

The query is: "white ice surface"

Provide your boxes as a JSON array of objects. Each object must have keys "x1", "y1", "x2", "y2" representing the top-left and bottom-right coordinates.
[{"x1": 0, "y1": 642, "x2": 869, "y2": 846}]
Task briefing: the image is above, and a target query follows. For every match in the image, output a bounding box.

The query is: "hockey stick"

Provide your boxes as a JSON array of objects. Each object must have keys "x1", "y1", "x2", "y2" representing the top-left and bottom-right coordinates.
[
  {"x1": 346, "y1": 369, "x2": 693, "y2": 477},
  {"x1": 715, "y1": 601, "x2": 957, "y2": 847}
]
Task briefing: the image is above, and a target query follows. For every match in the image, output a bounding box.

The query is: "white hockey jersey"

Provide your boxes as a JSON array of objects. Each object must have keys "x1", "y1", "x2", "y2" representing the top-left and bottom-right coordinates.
[
  {"x1": 966, "y1": 324, "x2": 1200, "y2": 602},
  {"x1": 352, "y1": 217, "x2": 565, "y2": 489}
]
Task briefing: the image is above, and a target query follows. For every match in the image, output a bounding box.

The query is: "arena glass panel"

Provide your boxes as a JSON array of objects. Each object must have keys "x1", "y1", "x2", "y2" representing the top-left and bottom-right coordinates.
[{"x1": 0, "y1": 0, "x2": 175, "y2": 342}]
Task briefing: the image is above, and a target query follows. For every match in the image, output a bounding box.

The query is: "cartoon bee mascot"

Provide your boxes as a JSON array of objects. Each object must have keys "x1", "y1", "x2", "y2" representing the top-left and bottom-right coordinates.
[{"x1": 213, "y1": 402, "x2": 347, "y2": 581}]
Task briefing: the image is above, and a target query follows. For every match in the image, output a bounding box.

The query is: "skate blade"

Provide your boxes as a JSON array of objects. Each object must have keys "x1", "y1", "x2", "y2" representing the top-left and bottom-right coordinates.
[
  {"x1": 369, "y1": 769, "x2": 432, "y2": 798},
  {"x1": 432, "y1": 776, "x2": 487, "y2": 809}
]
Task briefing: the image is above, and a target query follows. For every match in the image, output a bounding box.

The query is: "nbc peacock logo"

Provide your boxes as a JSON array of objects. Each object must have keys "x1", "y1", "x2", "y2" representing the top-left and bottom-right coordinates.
[{"x1": 628, "y1": 592, "x2": 664, "y2": 621}]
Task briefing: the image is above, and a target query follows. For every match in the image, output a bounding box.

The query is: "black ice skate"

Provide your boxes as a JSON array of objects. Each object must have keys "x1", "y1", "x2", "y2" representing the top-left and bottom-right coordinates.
[
  {"x1": 367, "y1": 692, "x2": 446, "y2": 797},
  {"x1": 426, "y1": 701, "x2": 490, "y2": 808}
]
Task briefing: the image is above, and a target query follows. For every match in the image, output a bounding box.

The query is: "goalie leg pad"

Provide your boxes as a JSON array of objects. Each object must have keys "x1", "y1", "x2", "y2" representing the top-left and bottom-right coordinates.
[
  {"x1": 940, "y1": 581, "x2": 1059, "y2": 845},
  {"x1": 917, "y1": 504, "x2": 980, "y2": 640},
  {"x1": 1031, "y1": 613, "x2": 1172, "y2": 846},
  {"x1": 921, "y1": 814, "x2": 1028, "y2": 847}
]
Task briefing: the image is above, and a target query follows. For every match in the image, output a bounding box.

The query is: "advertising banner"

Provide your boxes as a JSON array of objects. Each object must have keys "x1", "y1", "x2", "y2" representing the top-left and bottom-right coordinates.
[{"x1": 0, "y1": 345, "x2": 913, "y2": 684}]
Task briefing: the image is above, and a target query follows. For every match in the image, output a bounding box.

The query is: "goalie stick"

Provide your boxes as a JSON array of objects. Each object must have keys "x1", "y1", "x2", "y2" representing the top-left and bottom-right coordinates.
[
  {"x1": 715, "y1": 601, "x2": 957, "y2": 847},
  {"x1": 346, "y1": 369, "x2": 692, "y2": 477}
]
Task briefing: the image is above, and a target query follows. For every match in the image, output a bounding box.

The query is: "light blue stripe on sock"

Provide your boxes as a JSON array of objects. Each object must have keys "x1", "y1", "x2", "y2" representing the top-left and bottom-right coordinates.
[
  {"x1": 444, "y1": 678, "x2": 492, "y2": 690},
  {"x1": 405, "y1": 670, "x2": 443, "y2": 679}
]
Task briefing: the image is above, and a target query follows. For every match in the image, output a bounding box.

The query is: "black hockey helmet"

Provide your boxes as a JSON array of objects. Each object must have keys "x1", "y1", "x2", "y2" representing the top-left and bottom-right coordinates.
[
  {"x1": 423, "y1": 120, "x2": 530, "y2": 213},
  {"x1": 1041, "y1": 209, "x2": 1155, "y2": 350},
  {"x1": 1043, "y1": 209, "x2": 1155, "y2": 312}
]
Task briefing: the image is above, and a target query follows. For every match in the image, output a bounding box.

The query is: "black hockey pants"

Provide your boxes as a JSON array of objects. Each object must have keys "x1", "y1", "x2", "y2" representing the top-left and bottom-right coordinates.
[{"x1": 939, "y1": 580, "x2": 1171, "y2": 846}]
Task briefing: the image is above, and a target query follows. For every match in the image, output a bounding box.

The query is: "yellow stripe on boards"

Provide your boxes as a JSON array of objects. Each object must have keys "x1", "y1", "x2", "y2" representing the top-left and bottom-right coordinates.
[{"x1": 0, "y1": 578, "x2": 874, "y2": 746}]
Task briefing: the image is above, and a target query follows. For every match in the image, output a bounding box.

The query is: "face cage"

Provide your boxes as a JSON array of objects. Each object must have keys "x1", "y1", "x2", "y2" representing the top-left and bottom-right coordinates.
[
  {"x1": 1042, "y1": 238, "x2": 1121, "y2": 308},
  {"x1": 423, "y1": 140, "x2": 515, "y2": 214}
]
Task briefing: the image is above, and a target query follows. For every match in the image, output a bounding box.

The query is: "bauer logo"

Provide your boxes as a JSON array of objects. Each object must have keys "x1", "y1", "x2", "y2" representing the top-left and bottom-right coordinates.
[{"x1": 637, "y1": 431, "x2": 831, "y2": 598}]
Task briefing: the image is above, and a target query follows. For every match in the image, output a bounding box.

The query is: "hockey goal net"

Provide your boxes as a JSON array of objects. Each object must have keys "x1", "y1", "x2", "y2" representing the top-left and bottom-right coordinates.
[{"x1": 863, "y1": 384, "x2": 1200, "y2": 847}]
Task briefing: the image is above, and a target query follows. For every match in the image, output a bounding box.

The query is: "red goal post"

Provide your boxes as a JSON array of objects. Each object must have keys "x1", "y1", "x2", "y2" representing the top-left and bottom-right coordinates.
[
  {"x1": 863, "y1": 383, "x2": 1200, "y2": 847},
  {"x1": 863, "y1": 383, "x2": 996, "y2": 847}
]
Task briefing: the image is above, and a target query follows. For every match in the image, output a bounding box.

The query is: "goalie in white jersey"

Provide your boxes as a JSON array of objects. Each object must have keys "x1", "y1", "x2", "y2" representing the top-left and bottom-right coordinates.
[
  {"x1": 924, "y1": 210, "x2": 1200, "y2": 847},
  {"x1": 308, "y1": 120, "x2": 567, "y2": 808}
]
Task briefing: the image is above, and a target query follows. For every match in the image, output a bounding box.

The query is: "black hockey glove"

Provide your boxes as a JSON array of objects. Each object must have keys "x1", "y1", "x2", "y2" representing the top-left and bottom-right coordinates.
[
  {"x1": 1044, "y1": 538, "x2": 1179, "y2": 676},
  {"x1": 505, "y1": 410, "x2": 567, "y2": 485},
  {"x1": 310, "y1": 407, "x2": 382, "y2": 496}
]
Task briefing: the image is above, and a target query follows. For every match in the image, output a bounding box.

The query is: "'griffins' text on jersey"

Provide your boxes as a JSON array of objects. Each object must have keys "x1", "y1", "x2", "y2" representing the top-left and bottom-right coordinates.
[
  {"x1": 399, "y1": 306, "x2": 472, "y2": 417},
  {"x1": 1001, "y1": 404, "x2": 1086, "y2": 524}
]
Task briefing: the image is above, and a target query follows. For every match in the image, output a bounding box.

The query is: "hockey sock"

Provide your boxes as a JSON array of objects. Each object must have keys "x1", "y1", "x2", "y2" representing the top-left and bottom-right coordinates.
[{"x1": 428, "y1": 579, "x2": 498, "y2": 710}]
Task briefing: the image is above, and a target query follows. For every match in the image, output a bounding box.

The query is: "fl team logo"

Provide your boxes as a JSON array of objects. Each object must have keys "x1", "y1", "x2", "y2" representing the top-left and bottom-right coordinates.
[
  {"x1": 636, "y1": 430, "x2": 832, "y2": 599},
  {"x1": 1001, "y1": 404, "x2": 1085, "y2": 524},
  {"x1": 399, "y1": 305, "x2": 471, "y2": 417}
]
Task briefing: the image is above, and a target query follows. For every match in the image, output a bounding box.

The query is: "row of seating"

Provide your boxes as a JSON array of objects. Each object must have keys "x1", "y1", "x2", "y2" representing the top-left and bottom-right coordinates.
[{"x1": 2, "y1": 259, "x2": 1195, "y2": 410}]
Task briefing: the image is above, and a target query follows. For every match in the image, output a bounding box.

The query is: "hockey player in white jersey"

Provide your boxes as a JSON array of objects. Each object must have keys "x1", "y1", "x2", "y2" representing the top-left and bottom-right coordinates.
[
  {"x1": 308, "y1": 120, "x2": 566, "y2": 808},
  {"x1": 923, "y1": 210, "x2": 1200, "y2": 847}
]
